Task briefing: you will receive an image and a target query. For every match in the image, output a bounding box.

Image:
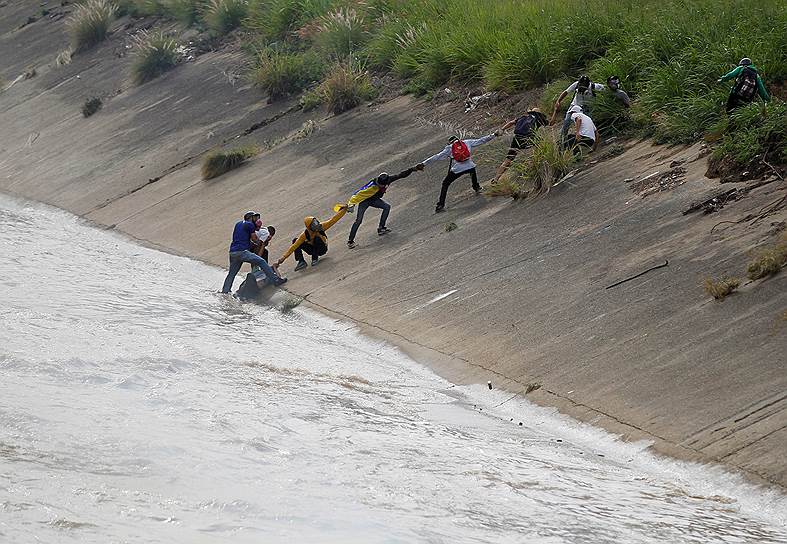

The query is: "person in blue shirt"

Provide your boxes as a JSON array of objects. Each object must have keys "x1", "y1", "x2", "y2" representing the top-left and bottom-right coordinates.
[{"x1": 221, "y1": 211, "x2": 286, "y2": 294}]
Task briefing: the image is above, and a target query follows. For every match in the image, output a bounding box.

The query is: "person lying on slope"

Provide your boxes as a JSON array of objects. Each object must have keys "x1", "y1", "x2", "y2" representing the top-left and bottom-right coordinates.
[
  {"x1": 346, "y1": 164, "x2": 424, "y2": 249},
  {"x1": 274, "y1": 205, "x2": 348, "y2": 272}
]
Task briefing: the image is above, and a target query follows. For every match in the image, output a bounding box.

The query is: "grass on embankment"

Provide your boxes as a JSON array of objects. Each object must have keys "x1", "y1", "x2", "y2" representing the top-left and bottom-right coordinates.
[
  {"x1": 93, "y1": 0, "x2": 785, "y2": 169},
  {"x1": 131, "y1": 30, "x2": 180, "y2": 85},
  {"x1": 67, "y1": 0, "x2": 116, "y2": 52},
  {"x1": 201, "y1": 146, "x2": 259, "y2": 180}
]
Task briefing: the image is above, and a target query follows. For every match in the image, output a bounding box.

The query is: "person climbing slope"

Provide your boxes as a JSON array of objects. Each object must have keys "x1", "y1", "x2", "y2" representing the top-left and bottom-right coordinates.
[
  {"x1": 221, "y1": 211, "x2": 286, "y2": 294},
  {"x1": 718, "y1": 57, "x2": 770, "y2": 113},
  {"x1": 494, "y1": 107, "x2": 549, "y2": 182},
  {"x1": 564, "y1": 105, "x2": 599, "y2": 156},
  {"x1": 420, "y1": 132, "x2": 500, "y2": 213},
  {"x1": 274, "y1": 205, "x2": 348, "y2": 272},
  {"x1": 346, "y1": 165, "x2": 423, "y2": 249},
  {"x1": 550, "y1": 75, "x2": 605, "y2": 139}
]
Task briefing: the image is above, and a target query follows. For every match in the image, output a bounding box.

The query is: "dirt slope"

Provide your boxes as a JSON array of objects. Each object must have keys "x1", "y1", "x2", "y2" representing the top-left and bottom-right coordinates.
[{"x1": 1, "y1": 2, "x2": 785, "y2": 487}]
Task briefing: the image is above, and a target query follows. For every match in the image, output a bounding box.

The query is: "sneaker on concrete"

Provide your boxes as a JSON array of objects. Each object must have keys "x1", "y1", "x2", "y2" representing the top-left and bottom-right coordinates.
[
  {"x1": 377, "y1": 226, "x2": 391, "y2": 235},
  {"x1": 311, "y1": 256, "x2": 319, "y2": 266},
  {"x1": 294, "y1": 259, "x2": 307, "y2": 272},
  {"x1": 435, "y1": 204, "x2": 445, "y2": 213},
  {"x1": 347, "y1": 240, "x2": 356, "y2": 249}
]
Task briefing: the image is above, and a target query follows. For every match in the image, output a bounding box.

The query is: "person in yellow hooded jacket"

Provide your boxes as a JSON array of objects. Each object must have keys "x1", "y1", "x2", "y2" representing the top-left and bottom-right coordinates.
[{"x1": 274, "y1": 205, "x2": 348, "y2": 272}]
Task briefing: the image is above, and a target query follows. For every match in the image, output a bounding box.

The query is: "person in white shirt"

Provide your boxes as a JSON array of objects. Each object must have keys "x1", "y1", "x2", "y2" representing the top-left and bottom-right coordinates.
[
  {"x1": 565, "y1": 106, "x2": 599, "y2": 156},
  {"x1": 419, "y1": 132, "x2": 499, "y2": 213},
  {"x1": 550, "y1": 75, "x2": 605, "y2": 139}
]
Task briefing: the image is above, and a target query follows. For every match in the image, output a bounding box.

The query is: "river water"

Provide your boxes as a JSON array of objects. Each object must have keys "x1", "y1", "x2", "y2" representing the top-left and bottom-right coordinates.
[{"x1": 0, "y1": 195, "x2": 785, "y2": 543}]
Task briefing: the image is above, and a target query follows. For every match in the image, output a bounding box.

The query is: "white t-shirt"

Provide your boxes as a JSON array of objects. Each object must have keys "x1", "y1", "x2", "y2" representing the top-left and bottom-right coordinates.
[
  {"x1": 255, "y1": 227, "x2": 270, "y2": 243},
  {"x1": 565, "y1": 81, "x2": 605, "y2": 108},
  {"x1": 571, "y1": 112, "x2": 597, "y2": 141}
]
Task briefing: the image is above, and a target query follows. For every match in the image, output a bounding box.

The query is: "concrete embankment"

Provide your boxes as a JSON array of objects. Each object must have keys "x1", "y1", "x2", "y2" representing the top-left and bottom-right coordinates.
[{"x1": 1, "y1": 2, "x2": 785, "y2": 487}]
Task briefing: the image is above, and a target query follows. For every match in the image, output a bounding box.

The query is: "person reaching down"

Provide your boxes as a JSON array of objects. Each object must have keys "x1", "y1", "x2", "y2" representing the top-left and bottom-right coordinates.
[
  {"x1": 221, "y1": 211, "x2": 286, "y2": 294},
  {"x1": 420, "y1": 131, "x2": 500, "y2": 213},
  {"x1": 564, "y1": 106, "x2": 599, "y2": 156},
  {"x1": 275, "y1": 205, "x2": 348, "y2": 272},
  {"x1": 346, "y1": 165, "x2": 423, "y2": 249}
]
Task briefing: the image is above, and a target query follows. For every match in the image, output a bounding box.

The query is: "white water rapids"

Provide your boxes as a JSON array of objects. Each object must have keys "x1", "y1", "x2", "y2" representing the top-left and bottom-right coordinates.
[{"x1": 0, "y1": 195, "x2": 785, "y2": 543}]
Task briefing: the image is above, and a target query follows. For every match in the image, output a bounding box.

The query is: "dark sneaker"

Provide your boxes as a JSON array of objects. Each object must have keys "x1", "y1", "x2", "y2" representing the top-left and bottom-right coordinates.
[
  {"x1": 435, "y1": 204, "x2": 445, "y2": 213},
  {"x1": 473, "y1": 186, "x2": 482, "y2": 194},
  {"x1": 377, "y1": 226, "x2": 391, "y2": 235},
  {"x1": 274, "y1": 277, "x2": 288, "y2": 286},
  {"x1": 294, "y1": 260, "x2": 307, "y2": 272},
  {"x1": 311, "y1": 256, "x2": 319, "y2": 266},
  {"x1": 347, "y1": 240, "x2": 356, "y2": 249}
]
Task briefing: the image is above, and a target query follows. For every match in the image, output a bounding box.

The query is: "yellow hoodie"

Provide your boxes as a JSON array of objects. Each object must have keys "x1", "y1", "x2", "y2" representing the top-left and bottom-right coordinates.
[{"x1": 277, "y1": 207, "x2": 347, "y2": 264}]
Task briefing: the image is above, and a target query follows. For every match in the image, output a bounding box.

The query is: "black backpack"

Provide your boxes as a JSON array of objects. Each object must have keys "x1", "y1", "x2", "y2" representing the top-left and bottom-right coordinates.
[
  {"x1": 576, "y1": 75, "x2": 596, "y2": 98},
  {"x1": 514, "y1": 111, "x2": 548, "y2": 137},
  {"x1": 733, "y1": 67, "x2": 758, "y2": 100}
]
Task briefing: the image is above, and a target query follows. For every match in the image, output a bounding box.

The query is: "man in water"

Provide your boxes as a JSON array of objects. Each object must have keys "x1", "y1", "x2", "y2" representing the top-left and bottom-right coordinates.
[
  {"x1": 346, "y1": 165, "x2": 423, "y2": 249},
  {"x1": 718, "y1": 57, "x2": 769, "y2": 113},
  {"x1": 420, "y1": 132, "x2": 499, "y2": 213},
  {"x1": 275, "y1": 205, "x2": 348, "y2": 272},
  {"x1": 221, "y1": 211, "x2": 286, "y2": 294}
]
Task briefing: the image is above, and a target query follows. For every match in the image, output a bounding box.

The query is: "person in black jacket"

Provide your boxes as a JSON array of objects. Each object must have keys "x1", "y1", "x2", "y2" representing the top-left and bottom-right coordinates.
[
  {"x1": 346, "y1": 165, "x2": 423, "y2": 248},
  {"x1": 494, "y1": 107, "x2": 548, "y2": 182}
]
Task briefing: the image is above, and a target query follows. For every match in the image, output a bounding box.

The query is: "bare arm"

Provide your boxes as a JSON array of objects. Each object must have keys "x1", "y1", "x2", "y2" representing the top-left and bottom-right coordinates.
[
  {"x1": 502, "y1": 118, "x2": 517, "y2": 131},
  {"x1": 551, "y1": 91, "x2": 569, "y2": 124},
  {"x1": 593, "y1": 128, "x2": 599, "y2": 151}
]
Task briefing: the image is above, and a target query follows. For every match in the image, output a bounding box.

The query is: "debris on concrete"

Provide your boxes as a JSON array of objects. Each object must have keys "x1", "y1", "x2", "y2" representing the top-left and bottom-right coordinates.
[{"x1": 630, "y1": 167, "x2": 687, "y2": 197}]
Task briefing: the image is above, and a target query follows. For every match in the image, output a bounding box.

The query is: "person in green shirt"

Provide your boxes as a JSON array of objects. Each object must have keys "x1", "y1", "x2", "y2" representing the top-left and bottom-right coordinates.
[{"x1": 718, "y1": 58, "x2": 770, "y2": 113}]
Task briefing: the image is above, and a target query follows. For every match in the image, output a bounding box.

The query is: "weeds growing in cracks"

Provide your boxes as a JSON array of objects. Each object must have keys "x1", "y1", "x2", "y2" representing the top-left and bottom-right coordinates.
[
  {"x1": 67, "y1": 0, "x2": 117, "y2": 52},
  {"x1": 201, "y1": 146, "x2": 259, "y2": 180},
  {"x1": 204, "y1": 0, "x2": 247, "y2": 35},
  {"x1": 131, "y1": 30, "x2": 180, "y2": 84},
  {"x1": 321, "y1": 61, "x2": 376, "y2": 114},
  {"x1": 703, "y1": 277, "x2": 740, "y2": 300},
  {"x1": 82, "y1": 97, "x2": 103, "y2": 117},
  {"x1": 747, "y1": 238, "x2": 787, "y2": 280}
]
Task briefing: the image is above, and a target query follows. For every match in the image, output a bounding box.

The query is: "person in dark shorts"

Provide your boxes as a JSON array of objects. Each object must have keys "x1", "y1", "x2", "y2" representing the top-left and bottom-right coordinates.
[{"x1": 494, "y1": 107, "x2": 549, "y2": 182}]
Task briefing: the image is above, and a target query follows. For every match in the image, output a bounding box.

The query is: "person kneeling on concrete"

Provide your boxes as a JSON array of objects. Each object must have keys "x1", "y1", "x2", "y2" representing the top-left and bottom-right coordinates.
[
  {"x1": 250, "y1": 221, "x2": 275, "y2": 271},
  {"x1": 221, "y1": 211, "x2": 286, "y2": 293},
  {"x1": 346, "y1": 165, "x2": 423, "y2": 249},
  {"x1": 420, "y1": 132, "x2": 499, "y2": 213},
  {"x1": 275, "y1": 205, "x2": 348, "y2": 272},
  {"x1": 564, "y1": 106, "x2": 599, "y2": 157},
  {"x1": 494, "y1": 107, "x2": 549, "y2": 182}
]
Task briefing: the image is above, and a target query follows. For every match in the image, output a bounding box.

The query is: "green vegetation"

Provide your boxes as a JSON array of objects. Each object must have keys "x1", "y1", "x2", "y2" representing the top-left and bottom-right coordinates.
[
  {"x1": 711, "y1": 102, "x2": 787, "y2": 167},
  {"x1": 703, "y1": 277, "x2": 740, "y2": 300},
  {"x1": 201, "y1": 145, "x2": 259, "y2": 179},
  {"x1": 131, "y1": 30, "x2": 180, "y2": 84},
  {"x1": 253, "y1": 49, "x2": 324, "y2": 100},
  {"x1": 747, "y1": 238, "x2": 787, "y2": 280},
  {"x1": 445, "y1": 221, "x2": 458, "y2": 232},
  {"x1": 204, "y1": 0, "x2": 247, "y2": 35},
  {"x1": 512, "y1": 128, "x2": 575, "y2": 196},
  {"x1": 67, "y1": 0, "x2": 117, "y2": 52},
  {"x1": 82, "y1": 97, "x2": 103, "y2": 117},
  {"x1": 315, "y1": 7, "x2": 368, "y2": 59},
  {"x1": 485, "y1": 175, "x2": 523, "y2": 200},
  {"x1": 321, "y1": 61, "x2": 376, "y2": 114}
]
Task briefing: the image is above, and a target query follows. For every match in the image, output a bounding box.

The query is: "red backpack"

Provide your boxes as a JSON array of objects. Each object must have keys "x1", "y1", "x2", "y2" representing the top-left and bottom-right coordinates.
[{"x1": 450, "y1": 140, "x2": 471, "y2": 162}]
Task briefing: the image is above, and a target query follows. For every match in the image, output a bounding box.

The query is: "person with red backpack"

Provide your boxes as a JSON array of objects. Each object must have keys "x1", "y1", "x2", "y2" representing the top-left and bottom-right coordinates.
[
  {"x1": 718, "y1": 58, "x2": 770, "y2": 113},
  {"x1": 494, "y1": 107, "x2": 549, "y2": 182},
  {"x1": 419, "y1": 131, "x2": 500, "y2": 213}
]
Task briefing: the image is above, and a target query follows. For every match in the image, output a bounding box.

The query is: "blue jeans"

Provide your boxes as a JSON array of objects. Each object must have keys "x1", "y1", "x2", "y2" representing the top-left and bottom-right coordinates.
[{"x1": 221, "y1": 250, "x2": 280, "y2": 293}]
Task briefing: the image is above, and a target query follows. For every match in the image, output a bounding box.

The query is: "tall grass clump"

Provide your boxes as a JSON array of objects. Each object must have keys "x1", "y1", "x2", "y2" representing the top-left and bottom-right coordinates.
[
  {"x1": 711, "y1": 102, "x2": 787, "y2": 167},
  {"x1": 253, "y1": 48, "x2": 324, "y2": 100},
  {"x1": 512, "y1": 128, "x2": 575, "y2": 196},
  {"x1": 201, "y1": 145, "x2": 259, "y2": 179},
  {"x1": 67, "y1": 0, "x2": 117, "y2": 52},
  {"x1": 703, "y1": 277, "x2": 740, "y2": 300},
  {"x1": 204, "y1": 0, "x2": 247, "y2": 35},
  {"x1": 321, "y1": 61, "x2": 376, "y2": 114},
  {"x1": 747, "y1": 238, "x2": 787, "y2": 280},
  {"x1": 316, "y1": 8, "x2": 368, "y2": 59},
  {"x1": 131, "y1": 30, "x2": 180, "y2": 84},
  {"x1": 165, "y1": 0, "x2": 205, "y2": 26}
]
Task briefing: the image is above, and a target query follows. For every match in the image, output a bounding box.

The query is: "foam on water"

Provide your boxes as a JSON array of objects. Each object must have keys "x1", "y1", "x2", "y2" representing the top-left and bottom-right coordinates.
[{"x1": 0, "y1": 195, "x2": 785, "y2": 543}]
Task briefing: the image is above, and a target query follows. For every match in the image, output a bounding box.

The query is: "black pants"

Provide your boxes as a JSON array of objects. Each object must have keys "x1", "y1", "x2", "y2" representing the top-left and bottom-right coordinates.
[
  {"x1": 294, "y1": 237, "x2": 327, "y2": 262},
  {"x1": 437, "y1": 168, "x2": 479, "y2": 208},
  {"x1": 564, "y1": 135, "x2": 595, "y2": 156},
  {"x1": 726, "y1": 93, "x2": 752, "y2": 113},
  {"x1": 348, "y1": 197, "x2": 391, "y2": 242}
]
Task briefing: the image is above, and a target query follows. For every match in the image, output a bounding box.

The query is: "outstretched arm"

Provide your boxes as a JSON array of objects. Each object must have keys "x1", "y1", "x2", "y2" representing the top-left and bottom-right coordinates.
[
  {"x1": 277, "y1": 232, "x2": 306, "y2": 265},
  {"x1": 321, "y1": 206, "x2": 348, "y2": 232},
  {"x1": 465, "y1": 133, "x2": 497, "y2": 148},
  {"x1": 502, "y1": 118, "x2": 517, "y2": 131},
  {"x1": 551, "y1": 90, "x2": 569, "y2": 123},
  {"x1": 718, "y1": 66, "x2": 741, "y2": 83},
  {"x1": 421, "y1": 145, "x2": 451, "y2": 167},
  {"x1": 386, "y1": 166, "x2": 417, "y2": 184}
]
